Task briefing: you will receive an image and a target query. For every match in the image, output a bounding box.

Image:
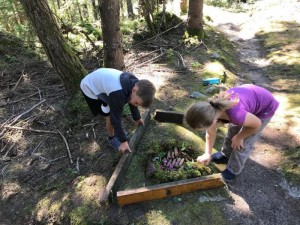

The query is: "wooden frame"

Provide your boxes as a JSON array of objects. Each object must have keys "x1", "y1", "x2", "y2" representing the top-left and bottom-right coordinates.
[
  {"x1": 99, "y1": 109, "x2": 226, "y2": 206},
  {"x1": 117, "y1": 174, "x2": 225, "y2": 206}
]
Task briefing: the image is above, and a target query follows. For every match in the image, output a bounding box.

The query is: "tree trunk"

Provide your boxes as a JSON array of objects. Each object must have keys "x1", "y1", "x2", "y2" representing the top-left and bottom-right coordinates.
[
  {"x1": 126, "y1": 0, "x2": 135, "y2": 19},
  {"x1": 19, "y1": 0, "x2": 87, "y2": 95},
  {"x1": 91, "y1": 0, "x2": 98, "y2": 20},
  {"x1": 139, "y1": 0, "x2": 156, "y2": 35},
  {"x1": 99, "y1": 0, "x2": 125, "y2": 70},
  {"x1": 187, "y1": 0, "x2": 204, "y2": 37}
]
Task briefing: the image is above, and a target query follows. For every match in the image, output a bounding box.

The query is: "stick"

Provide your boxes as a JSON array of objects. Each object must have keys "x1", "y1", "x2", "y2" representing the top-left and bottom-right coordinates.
[
  {"x1": 3, "y1": 125, "x2": 59, "y2": 135},
  {"x1": 11, "y1": 73, "x2": 23, "y2": 91},
  {"x1": 132, "y1": 21, "x2": 185, "y2": 47},
  {"x1": 3, "y1": 143, "x2": 16, "y2": 158},
  {"x1": 5, "y1": 99, "x2": 46, "y2": 127},
  {"x1": 76, "y1": 157, "x2": 80, "y2": 173},
  {"x1": 31, "y1": 139, "x2": 45, "y2": 154},
  {"x1": 57, "y1": 130, "x2": 73, "y2": 164},
  {"x1": 0, "y1": 92, "x2": 39, "y2": 107}
]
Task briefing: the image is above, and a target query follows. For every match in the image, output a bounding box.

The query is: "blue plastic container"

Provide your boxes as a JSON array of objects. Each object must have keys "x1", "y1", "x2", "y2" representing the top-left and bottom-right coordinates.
[{"x1": 202, "y1": 78, "x2": 220, "y2": 86}]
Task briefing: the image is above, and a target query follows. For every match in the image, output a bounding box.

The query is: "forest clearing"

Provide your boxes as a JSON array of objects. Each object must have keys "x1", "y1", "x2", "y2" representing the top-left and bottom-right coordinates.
[{"x1": 0, "y1": 0, "x2": 299, "y2": 224}]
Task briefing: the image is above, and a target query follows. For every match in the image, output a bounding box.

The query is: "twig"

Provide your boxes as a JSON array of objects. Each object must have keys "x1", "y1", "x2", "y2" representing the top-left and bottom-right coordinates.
[
  {"x1": 173, "y1": 51, "x2": 186, "y2": 68},
  {"x1": 1, "y1": 164, "x2": 9, "y2": 181},
  {"x1": 48, "y1": 156, "x2": 67, "y2": 163},
  {"x1": 3, "y1": 125, "x2": 59, "y2": 135},
  {"x1": 11, "y1": 73, "x2": 23, "y2": 91},
  {"x1": 76, "y1": 157, "x2": 80, "y2": 173},
  {"x1": 57, "y1": 130, "x2": 73, "y2": 164},
  {"x1": 132, "y1": 20, "x2": 185, "y2": 47},
  {"x1": 134, "y1": 51, "x2": 166, "y2": 68},
  {"x1": 5, "y1": 99, "x2": 46, "y2": 127},
  {"x1": 0, "y1": 142, "x2": 8, "y2": 153},
  {"x1": 31, "y1": 139, "x2": 45, "y2": 155},
  {"x1": 3, "y1": 143, "x2": 16, "y2": 158},
  {"x1": 0, "y1": 92, "x2": 39, "y2": 107}
]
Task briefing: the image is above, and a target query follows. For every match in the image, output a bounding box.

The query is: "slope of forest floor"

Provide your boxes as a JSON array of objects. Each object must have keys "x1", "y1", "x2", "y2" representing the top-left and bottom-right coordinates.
[{"x1": 0, "y1": 0, "x2": 299, "y2": 224}]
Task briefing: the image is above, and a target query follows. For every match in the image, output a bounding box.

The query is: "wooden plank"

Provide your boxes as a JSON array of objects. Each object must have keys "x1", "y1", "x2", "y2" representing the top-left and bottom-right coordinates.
[
  {"x1": 154, "y1": 110, "x2": 184, "y2": 124},
  {"x1": 117, "y1": 173, "x2": 225, "y2": 206},
  {"x1": 99, "y1": 109, "x2": 151, "y2": 204}
]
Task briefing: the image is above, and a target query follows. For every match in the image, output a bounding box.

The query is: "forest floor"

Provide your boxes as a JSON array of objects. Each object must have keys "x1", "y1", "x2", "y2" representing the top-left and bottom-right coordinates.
[{"x1": 0, "y1": 0, "x2": 300, "y2": 224}]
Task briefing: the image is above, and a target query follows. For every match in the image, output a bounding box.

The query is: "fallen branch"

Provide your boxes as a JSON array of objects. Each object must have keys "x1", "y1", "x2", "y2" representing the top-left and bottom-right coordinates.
[
  {"x1": 3, "y1": 125, "x2": 59, "y2": 135},
  {"x1": 0, "y1": 92, "x2": 39, "y2": 107},
  {"x1": 132, "y1": 21, "x2": 185, "y2": 47},
  {"x1": 3, "y1": 99, "x2": 46, "y2": 128},
  {"x1": 57, "y1": 130, "x2": 73, "y2": 164}
]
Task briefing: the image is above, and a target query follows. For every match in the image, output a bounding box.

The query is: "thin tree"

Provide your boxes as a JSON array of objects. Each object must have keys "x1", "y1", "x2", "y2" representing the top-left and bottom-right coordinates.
[
  {"x1": 99, "y1": 0, "x2": 125, "y2": 69},
  {"x1": 187, "y1": 0, "x2": 204, "y2": 37},
  {"x1": 126, "y1": 0, "x2": 135, "y2": 19},
  {"x1": 19, "y1": 0, "x2": 87, "y2": 95}
]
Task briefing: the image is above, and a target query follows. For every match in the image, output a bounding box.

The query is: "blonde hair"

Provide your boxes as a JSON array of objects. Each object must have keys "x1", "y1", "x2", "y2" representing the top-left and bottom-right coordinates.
[{"x1": 185, "y1": 91, "x2": 238, "y2": 129}]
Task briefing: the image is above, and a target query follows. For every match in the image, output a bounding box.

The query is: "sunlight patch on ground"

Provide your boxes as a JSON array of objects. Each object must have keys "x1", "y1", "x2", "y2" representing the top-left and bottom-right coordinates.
[
  {"x1": 253, "y1": 58, "x2": 271, "y2": 68},
  {"x1": 269, "y1": 49, "x2": 300, "y2": 66},
  {"x1": 35, "y1": 192, "x2": 69, "y2": 223},
  {"x1": 271, "y1": 93, "x2": 300, "y2": 140},
  {"x1": 1, "y1": 181, "x2": 20, "y2": 200},
  {"x1": 228, "y1": 192, "x2": 252, "y2": 216},
  {"x1": 204, "y1": 61, "x2": 226, "y2": 75},
  {"x1": 250, "y1": 142, "x2": 282, "y2": 169},
  {"x1": 145, "y1": 210, "x2": 170, "y2": 225},
  {"x1": 72, "y1": 175, "x2": 107, "y2": 204}
]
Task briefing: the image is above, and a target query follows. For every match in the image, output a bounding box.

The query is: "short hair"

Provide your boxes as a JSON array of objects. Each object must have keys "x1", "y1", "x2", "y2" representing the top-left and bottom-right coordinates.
[{"x1": 135, "y1": 79, "x2": 156, "y2": 108}]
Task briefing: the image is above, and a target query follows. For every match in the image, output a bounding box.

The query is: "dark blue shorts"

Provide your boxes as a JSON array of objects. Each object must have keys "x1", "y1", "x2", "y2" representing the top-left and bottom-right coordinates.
[{"x1": 81, "y1": 91, "x2": 110, "y2": 117}]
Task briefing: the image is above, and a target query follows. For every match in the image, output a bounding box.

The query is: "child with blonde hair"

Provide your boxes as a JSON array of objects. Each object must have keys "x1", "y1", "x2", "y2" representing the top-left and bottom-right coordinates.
[{"x1": 184, "y1": 84, "x2": 279, "y2": 181}]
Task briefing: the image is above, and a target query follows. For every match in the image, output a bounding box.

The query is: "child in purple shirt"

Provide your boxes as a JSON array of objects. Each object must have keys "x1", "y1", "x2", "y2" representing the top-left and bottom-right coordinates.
[{"x1": 184, "y1": 84, "x2": 279, "y2": 181}]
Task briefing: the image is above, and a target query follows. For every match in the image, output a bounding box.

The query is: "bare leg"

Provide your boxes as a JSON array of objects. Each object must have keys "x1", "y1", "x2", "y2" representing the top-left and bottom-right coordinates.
[{"x1": 104, "y1": 116, "x2": 114, "y2": 137}]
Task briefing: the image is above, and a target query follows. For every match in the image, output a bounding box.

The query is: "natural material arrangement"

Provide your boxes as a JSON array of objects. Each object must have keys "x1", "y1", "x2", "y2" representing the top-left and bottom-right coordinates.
[{"x1": 145, "y1": 143, "x2": 213, "y2": 183}]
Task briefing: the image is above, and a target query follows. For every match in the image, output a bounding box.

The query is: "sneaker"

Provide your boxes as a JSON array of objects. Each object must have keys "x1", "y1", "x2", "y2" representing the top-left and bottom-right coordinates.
[
  {"x1": 221, "y1": 168, "x2": 236, "y2": 181},
  {"x1": 211, "y1": 152, "x2": 228, "y2": 164},
  {"x1": 107, "y1": 136, "x2": 121, "y2": 150}
]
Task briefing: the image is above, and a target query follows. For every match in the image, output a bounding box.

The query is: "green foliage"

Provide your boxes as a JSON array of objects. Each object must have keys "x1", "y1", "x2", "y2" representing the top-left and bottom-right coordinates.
[
  {"x1": 166, "y1": 48, "x2": 175, "y2": 62},
  {"x1": 77, "y1": 21, "x2": 102, "y2": 38},
  {"x1": 120, "y1": 19, "x2": 140, "y2": 35},
  {"x1": 145, "y1": 139, "x2": 214, "y2": 183},
  {"x1": 70, "y1": 206, "x2": 91, "y2": 225},
  {"x1": 152, "y1": 12, "x2": 182, "y2": 32},
  {"x1": 182, "y1": 31, "x2": 202, "y2": 46},
  {"x1": 67, "y1": 91, "x2": 89, "y2": 114},
  {"x1": 122, "y1": 103, "x2": 131, "y2": 116}
]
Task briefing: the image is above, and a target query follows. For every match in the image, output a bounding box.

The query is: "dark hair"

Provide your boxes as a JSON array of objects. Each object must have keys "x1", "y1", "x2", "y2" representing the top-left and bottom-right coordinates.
[{"x1": 135, "y1": 79, "x2": 156, "y2": 108}]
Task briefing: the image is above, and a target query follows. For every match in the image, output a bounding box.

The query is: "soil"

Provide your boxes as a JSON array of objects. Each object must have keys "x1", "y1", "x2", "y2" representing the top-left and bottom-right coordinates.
[
  {"x1": 1, "y1": 0, "x2": 299, "y2": 224},
  {"x1": 203, "y1": 1, "x2": 300, "y2": 224}
]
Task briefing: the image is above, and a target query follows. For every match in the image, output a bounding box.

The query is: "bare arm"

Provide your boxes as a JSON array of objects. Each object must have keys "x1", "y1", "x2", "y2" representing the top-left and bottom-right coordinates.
[
  {"x1": 205, "y1": 123, "x2": 217, "y2": 155},
  {"x1": 197, "y1": 122, "x2": 217, "y2": 165},
  {"x1": 231, "y1": 112, "x2": 262, "y2": 150}
]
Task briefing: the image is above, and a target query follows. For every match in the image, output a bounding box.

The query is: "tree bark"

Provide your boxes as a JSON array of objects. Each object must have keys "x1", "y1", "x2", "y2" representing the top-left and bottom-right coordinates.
[
  {"x1": 187, "y1": 0, "x2": 204, "y2": 37},
  {"x1": 19, "y1": 0, "x2": 87, "y2": 95},
  {"x1": 91, "y1": 0, "x2": 98, "y2": 20},
  {"x1": 126, "y1": 0, "x2": 135, "y2": 19},
  {"x1": 99, "y1": 0, "x2": 125, "y2": 69}
]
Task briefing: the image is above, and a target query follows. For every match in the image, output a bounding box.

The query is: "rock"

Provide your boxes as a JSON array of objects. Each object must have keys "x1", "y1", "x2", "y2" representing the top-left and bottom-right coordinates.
[{"x1": 190, "y1": 92, "x2": 206, "y2": 99}]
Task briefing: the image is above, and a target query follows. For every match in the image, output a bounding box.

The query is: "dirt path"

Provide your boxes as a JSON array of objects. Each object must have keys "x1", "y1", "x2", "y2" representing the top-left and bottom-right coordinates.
[{"x1": 204, "y1": 2, "x2": 300, "y2": 224}]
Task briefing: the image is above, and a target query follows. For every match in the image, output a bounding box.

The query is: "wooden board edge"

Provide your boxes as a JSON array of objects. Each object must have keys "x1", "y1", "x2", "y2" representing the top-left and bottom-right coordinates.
[
  {"x1": 99, "y1": 109, "x2": 151, "y2": 204},
  {"x1": 117, "y1": 173, "x2": 225, "y2": 206}
]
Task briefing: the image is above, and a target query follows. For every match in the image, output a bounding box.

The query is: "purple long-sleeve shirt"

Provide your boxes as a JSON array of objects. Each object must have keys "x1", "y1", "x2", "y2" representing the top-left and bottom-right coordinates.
[{"x1": 226, "y1": 84, "x2": 279, "y2": 126}]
